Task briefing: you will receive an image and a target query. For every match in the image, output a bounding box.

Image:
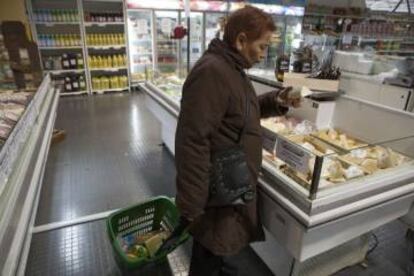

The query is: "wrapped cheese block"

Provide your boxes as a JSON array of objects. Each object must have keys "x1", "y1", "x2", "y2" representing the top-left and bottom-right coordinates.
[
  {"x1": 344, "y1": 165, "x2": 365, "y2": 179},
  {"x1": 361, "y1": 159, "x2": 379, "y2": 174},
  {"x1": 261, "y1": 116, "x2": 315, "y2": 136}
]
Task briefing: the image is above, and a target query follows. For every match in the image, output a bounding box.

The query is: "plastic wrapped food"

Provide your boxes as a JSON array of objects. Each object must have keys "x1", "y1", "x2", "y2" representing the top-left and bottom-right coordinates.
[
  {"x1": 261, "y1": 116, "x2": 315, "y2": 136},
  {"x1": 119, "y1": 229, "x2": 170, "y2": 260},
  {"x1": 315, "y1": 129, "x2": 367, "y2": 150},
  {"x1": 0, "y1": 120, "x2": 13, "y2": 140},
  {"x1": 0, "y1": 92, "x2": 33, "y2": 105}
]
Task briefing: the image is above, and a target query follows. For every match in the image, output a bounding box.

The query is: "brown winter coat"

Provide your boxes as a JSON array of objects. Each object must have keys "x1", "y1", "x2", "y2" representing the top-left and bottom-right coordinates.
[{"x1": 175, "y1": 39, "x2": 288, "y2": 256}]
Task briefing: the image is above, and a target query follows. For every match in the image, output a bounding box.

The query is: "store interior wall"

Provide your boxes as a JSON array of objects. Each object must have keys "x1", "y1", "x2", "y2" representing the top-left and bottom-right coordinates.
[{"x1": 0, "y1": 0, "x2": 32, "y2": 40}]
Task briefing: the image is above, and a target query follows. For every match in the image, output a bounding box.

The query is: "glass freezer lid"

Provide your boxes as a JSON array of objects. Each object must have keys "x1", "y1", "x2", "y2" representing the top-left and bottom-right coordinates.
[{"x1": 261, "y1": 117, "x2": 414, "y2": 201}]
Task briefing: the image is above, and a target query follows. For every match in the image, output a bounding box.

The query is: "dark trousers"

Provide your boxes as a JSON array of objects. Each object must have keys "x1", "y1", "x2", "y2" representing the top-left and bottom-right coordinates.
[{"x1": 189, "y1": 240, "x2": 238, "y2": 276}]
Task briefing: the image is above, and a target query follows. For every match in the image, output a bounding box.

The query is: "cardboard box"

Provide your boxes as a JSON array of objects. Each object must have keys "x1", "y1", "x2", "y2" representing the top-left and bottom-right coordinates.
[{"x1": 1, "y1": 21, "x2": 42, "y2": 89}]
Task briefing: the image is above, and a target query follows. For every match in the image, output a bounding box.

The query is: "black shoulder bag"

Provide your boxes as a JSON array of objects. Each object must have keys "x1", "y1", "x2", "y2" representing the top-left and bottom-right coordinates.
[{"x1": 207, "y1": 90, "x2": 255, "y2": 207}]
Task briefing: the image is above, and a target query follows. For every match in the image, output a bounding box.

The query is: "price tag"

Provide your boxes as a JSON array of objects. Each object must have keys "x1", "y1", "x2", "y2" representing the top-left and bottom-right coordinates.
[
  {"x1": 342, "y1": 33, "x2": 353, "y2": 45},
  {"x1": 161, "y1": 18, "x2": 172, "y2": 35},
  {"x1": 261, "y1": 127, "x2": 278, "y2": 154},
  {"x1": 136, "y1": 19, "x2": 148, "y2": 35},
  {"x1": 276, "y1": 139, "x2": 311, "y2": 174}
]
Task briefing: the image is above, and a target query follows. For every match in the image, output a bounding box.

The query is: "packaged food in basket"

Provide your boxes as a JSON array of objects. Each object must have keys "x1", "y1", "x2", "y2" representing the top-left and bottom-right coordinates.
[{"x1": 119, "y1": 229, "x2": 170, "y2": 260}]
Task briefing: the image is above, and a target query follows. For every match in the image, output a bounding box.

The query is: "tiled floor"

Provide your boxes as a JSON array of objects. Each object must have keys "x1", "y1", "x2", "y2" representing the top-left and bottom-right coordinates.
[{"x1": 25, "y1": 92, "x2": 413, "y2": 276}]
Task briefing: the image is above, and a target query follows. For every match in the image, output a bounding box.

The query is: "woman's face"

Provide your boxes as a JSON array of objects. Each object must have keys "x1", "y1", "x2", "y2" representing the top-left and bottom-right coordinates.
[{"x1": 235, "y1": 31, "x2": 272, "y2": 68}]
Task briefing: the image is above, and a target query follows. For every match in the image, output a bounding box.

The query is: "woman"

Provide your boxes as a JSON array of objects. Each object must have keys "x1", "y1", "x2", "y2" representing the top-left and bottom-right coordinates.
[{"x1": 172, "y1": 6, "x2": 301, "y2": 275}]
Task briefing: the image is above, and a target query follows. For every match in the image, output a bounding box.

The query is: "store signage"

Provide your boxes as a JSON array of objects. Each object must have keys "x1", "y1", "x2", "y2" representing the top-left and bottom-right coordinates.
[
  {"x1": 126, "y1": 0, "x2": 227, "y2": 11},
  {"x1": 229, "y1": 2, "x2": 304, "y2": 15},
  {"x1": 276, "y1": 139, "x2": 311, "y2": 174}
]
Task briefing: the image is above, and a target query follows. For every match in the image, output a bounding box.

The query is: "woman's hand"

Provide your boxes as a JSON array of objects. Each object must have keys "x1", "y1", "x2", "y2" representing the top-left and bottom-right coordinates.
[
  {"x1": 277, "y1": 87, "x2": 302, "y2": 108},
  {"x1": 155, "y1": 216, "x2": 192, "y2": 255}
]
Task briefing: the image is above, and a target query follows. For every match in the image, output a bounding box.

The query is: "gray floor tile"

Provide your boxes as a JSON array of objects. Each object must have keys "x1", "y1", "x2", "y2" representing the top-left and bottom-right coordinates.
[{"x1": 27, "y1": 92, "x2": 413, "y2": 276}]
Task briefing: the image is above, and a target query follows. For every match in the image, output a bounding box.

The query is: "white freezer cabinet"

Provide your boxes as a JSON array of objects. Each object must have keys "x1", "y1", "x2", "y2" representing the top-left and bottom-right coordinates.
[{"x1": 0, "y1": 75, "x2": 59, "y2": 275}]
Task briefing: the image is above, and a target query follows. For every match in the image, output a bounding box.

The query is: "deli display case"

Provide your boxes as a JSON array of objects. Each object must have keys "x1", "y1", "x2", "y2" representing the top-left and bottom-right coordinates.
[{"x1": 138, "y1": 75, "x2": 414, "y2": 274}]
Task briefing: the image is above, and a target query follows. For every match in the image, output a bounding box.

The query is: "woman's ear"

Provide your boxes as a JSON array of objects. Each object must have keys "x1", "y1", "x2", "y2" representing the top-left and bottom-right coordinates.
[{"x1": 235, "y1": 32, "x2": 248, "y2": 51}]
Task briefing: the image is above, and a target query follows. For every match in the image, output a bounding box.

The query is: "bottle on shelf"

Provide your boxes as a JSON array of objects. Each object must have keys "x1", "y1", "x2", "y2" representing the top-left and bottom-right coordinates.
[
  {"x1": 61, "y1": 54, "x2": 70, "y2": 69},
  {"x1": 79, "y1": 76, "x2": 86, "y2": 91},
  {"x1": 69, "y1": 53, "x2": 77, "y2": 69},
  {"x1": 54, "y1": 56, "x2": 62, "y2": 70},
  {"x1": 101, "y1": 76, "x2": 109, "y2": 89},
  {"x1": 64, "y1": 77, "x2": 73, "y2": 92},
  {"x1": 77, "y1": 54, "x2": 84, "y2": 69},
  {"x1": 72, "y1": 76, "x2": 80, "y2": 92},
  {"x1": 275, "y1": 54, "x2": 290, "y2": 82},
  {"x1": 108, "y1": 55, "x2": 113, "y2": 68}
]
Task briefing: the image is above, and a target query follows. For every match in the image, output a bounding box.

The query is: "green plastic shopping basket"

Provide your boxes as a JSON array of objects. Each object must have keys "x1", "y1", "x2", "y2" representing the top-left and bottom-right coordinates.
[{"x1": 107, "y1": 196, "x2": 190, "y2": 271}]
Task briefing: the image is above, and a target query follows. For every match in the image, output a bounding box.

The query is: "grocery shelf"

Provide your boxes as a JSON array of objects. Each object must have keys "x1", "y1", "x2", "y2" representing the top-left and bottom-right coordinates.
[
  {"x1": 87, "y1": 45, "x2": 126, "y2": 50},
  {"x1": 39, "y1": 46, "x2": 83, "y2": 50},
  {"x1": 45, "y1": 69, "x2": 85, "y2": 74},
  {"x1": 34, "y1": 21, "x2": 80, "y2": 25},
  {"x1": 305, "y1": 12, "x2": 414, "y2": 22},
  {"x1": 92, "y1": 87, "x2": 129, "y2": 94},
  {"x1": 60, "y1": 90, "x2": 88, "y2": 96},
  {"x1": 84, "y1": 22, "x2": 124, "y2": 26},
  {"x1": 89, "y1": 67, "x2": 127, "y2": 72}
]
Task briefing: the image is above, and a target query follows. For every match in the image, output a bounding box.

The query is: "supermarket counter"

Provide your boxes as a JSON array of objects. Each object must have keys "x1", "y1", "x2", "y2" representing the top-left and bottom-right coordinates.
[{"x1": 138, "y1": 79, "x2": 414, "y2": 275}]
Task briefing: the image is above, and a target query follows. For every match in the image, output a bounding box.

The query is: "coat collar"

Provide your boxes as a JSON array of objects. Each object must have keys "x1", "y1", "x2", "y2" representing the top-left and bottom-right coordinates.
[{"x1": 207, "y1": 38, "x2": 251, "y2": 72}]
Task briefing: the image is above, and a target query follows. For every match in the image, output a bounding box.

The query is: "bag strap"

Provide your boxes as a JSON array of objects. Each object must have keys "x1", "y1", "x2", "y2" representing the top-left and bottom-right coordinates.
[{"x1": 236, "y1": 80, "x2": 251, "y2": 145}]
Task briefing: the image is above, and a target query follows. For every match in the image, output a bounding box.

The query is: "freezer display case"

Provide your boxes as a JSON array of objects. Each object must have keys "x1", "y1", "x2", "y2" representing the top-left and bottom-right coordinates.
[
  {"x1": 252, "y1": 15, "x2": 285, "y2": 70},
  {"x1": 180, "y1": 11, "x2": 203, "y2": 74},
  {"x1": 204, "y1": 12, "x2": 225, "y2": 49},
  {"x1": 127, "y1": 10, "x2": 154, "y2": 83},
  {"x1": 151, "y1": 75, "x2": 184, "y2": 105},
  {"x1": 0, "y1": 75, "x2": 59, "y2": 274},
  {"x1": 139, "y1": 76, "x2": 414, "y2": 267},
  {"x1": 154, "y1": 11, "x2": 180, "y2": 78}
]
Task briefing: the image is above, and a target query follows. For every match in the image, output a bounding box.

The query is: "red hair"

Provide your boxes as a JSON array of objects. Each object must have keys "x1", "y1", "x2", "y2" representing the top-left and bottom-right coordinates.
[{"x1": 223, "y1": 6, "x2": 276, "y2": 45}]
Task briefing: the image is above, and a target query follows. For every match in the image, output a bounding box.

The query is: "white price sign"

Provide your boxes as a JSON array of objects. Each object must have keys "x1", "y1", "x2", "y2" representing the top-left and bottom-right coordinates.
[
  {"x1": 342, "y1": 33, "x2": 353, "y2": 45},
  {"x1": 276, "y1": 139, "x2": 311, "y2": 174},
  {"x1": 160, "y1": 18, "x2": 172, "y2": 34},
  {"x1": 136, "y1": 19, "x2": 148, "y2": 35}
]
